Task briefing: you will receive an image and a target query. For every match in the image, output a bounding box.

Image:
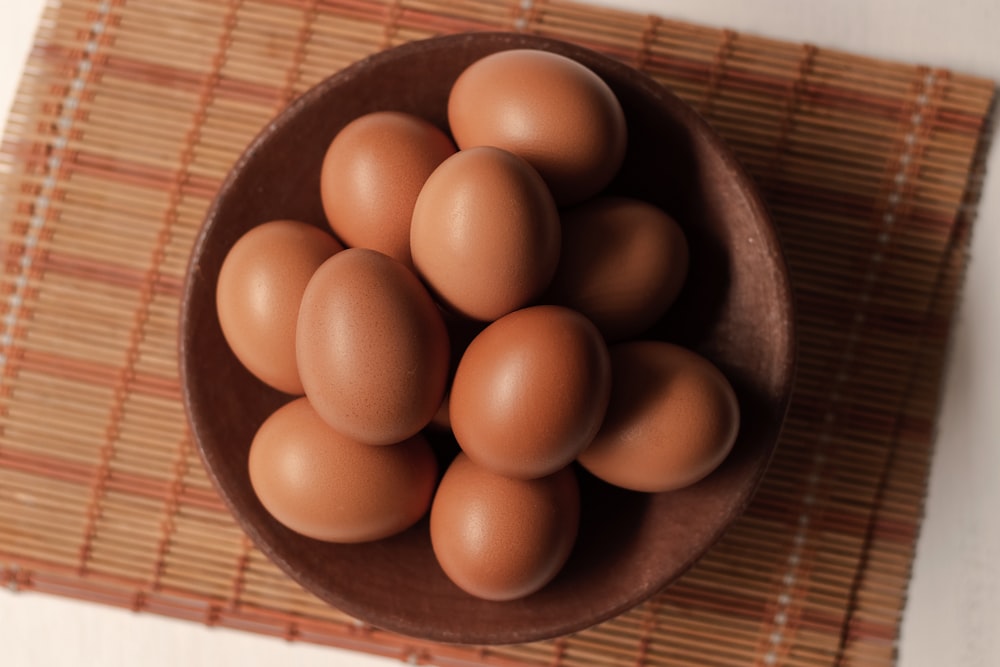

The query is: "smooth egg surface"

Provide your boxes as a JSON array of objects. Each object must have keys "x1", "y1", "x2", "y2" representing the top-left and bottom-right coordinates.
[
  {"x1": 248, "y1": 397, "x2": 438, "y2": 543},
  {"x1": 429, "y1": 453, "x2": 580, "y2": 601},
  {"x1": 546, "y1": 197, "x2": 689, "y2": 342},
  {"x1": 448, "y1": 49, "x2": 626, "y2": 205},
  {"x1": 410, "y1": 146, "x2": 560, "y2": 322},
  {"x1": 450, "y1": 305, "x2": 611, "y2": 479},
  {"x1": 577, "y1": 341, "x2": 740, "y2": 492},
  {"x1": 216, "y1": 219, "x2": 343, "y2": 395},
  {"x1": 320, "y1": 111, "x2": 456, "y2": 268},
  {"x1": 296, "y1": 248, "x2": 450, "y2": 445}
]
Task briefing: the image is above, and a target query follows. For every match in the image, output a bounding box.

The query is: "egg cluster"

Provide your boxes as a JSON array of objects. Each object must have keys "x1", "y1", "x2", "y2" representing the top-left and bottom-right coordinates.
[{"x1": 215, "y1": 49, "x2": 740, "y2": 602}]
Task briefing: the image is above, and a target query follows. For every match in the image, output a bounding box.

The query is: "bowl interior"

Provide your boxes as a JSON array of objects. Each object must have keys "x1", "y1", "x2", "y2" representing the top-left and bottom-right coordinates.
[{"x1": 179, "y1": 32, "x2": 795, "y2": 645}]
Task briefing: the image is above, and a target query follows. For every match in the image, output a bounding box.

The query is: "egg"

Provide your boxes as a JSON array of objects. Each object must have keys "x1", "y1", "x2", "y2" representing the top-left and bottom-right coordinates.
[
  {"x1": 577, "y1": 341, "x2": 740, "y2": 492},
  {"x1": 546, "y1": 197, "x2": 689, "y2": 341},
  {"x1": 248, "y1": 397, "x2": 438, "y2": 543},
  {"x1": 450, "y1": 305, "x2": 611, "y2": 479},
  {"x1": 448, "y1": 49, "x2": 627, "y2": 205},
  {"x1": 430, "y1": 453, "x2": 579, "y2": 601},
  {"x1": 296, "y1": 247, "x2": 450, "y2": 445},
  {"x1": 215, "y1": 219, "x2": 343, "y2": 395},
  {"x1": 320, "y1": 111, "x2": 456, "y2": 267},
  {"x1": 410, "y1": 146, "x2": 560, "y2": 321}
]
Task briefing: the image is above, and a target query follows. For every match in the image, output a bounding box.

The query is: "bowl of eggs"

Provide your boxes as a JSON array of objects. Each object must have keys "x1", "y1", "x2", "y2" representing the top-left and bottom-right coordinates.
[{"x1": 179, "y1": 32, "x2": 795, "y2": 644}]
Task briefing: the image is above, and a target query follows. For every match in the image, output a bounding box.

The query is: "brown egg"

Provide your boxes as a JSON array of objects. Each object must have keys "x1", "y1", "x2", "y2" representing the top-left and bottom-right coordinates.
[
  {"x1": 450, "y1": 305, "x2": 611, "y2": 479},
  {"x1": 320, "y1": 111, "x2": 456, "y2": 267},
  {"x1": 248, "y1": 397, "x2": 438, "y2": 543},
  {"x1": 547, "y1": 197, "x2": 689, "y2": 342},
  {"x1": 216, "y1": 220, "x2": 343, "y2": 395},
  {"x1": 296, "y1": 248, "x2": 450, "y2": 445},
  {"x1": 448, "y1": 49, "x2": 627, "y2": 205},
  {"x1": 430, "y1": 453, "x2": 579, "y2": 601},
  {"x1": 577, "y1": 341, "x2": 740, "y2": 492},
  {"x1": 410, "y1": 146, "x2": 560, "y2": 321}
]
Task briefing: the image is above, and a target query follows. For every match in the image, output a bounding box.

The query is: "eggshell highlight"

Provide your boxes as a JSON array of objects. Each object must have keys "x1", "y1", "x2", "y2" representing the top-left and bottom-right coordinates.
[
  {"x1": 216, "y1": 220, "x2": 343, "y2": 395},
  {"x1": 450, "y1": 305, "x2": 611, "y2": 479},
  {"x1": 448, "y1": 49, "x2": 626, "y2": 205},
  {"x1": 410, "y1": 146, "x2": 560, "y2": 322},
  {"x1": 430, "y1": 453, "x2": 580, "y2": 601},
  {"x1": 248, "y1": 397, "x2": 438, "y2": 543},
  {"x1": 320, "y1": 111, "x2": 456, "y2": 267},
  {"x1": 296, "y1": 248, "x2": 450, "y2": 445}
]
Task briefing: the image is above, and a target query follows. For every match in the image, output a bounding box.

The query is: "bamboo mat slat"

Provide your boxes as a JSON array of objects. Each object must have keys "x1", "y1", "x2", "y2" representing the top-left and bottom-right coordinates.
[{"x1": 0, "y1": 0, "x2": 994, "y2": 665}]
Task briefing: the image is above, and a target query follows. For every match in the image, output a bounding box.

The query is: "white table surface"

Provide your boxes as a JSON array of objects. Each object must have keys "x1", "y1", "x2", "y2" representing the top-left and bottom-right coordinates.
[{"x1": 1, "y1": 2, "x2": 997, "y2": 665}]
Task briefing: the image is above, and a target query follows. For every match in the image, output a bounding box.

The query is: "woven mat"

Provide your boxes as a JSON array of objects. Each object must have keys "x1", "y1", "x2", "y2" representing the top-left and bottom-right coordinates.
[{"x1": 0, "y1": 0, "x2": 994, "y2": 665}]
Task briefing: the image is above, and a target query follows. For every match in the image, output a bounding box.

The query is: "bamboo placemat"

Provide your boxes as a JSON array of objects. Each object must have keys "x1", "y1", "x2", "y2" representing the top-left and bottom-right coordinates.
[{"x1": 0, "y1": 0, "x2": 994, "y2": 665}]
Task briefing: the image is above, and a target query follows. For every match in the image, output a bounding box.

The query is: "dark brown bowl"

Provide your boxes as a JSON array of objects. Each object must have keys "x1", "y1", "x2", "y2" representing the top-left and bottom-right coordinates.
[{"x1": 179, "y1": 32, "x2": 795, "y2": 645}]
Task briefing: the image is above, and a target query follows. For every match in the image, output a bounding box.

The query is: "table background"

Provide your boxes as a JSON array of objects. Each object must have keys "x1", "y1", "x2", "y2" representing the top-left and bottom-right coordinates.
[{"x1": 1, "y1": 1, "x2": 997, "y2": 665}]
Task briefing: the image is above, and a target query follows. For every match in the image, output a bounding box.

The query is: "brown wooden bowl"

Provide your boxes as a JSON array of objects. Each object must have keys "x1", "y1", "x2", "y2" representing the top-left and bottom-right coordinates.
[{"x1": 179, "y1": 32, "x2": 795, "y2": 645}]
